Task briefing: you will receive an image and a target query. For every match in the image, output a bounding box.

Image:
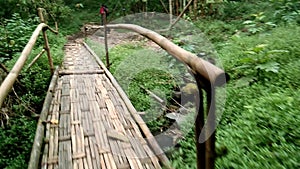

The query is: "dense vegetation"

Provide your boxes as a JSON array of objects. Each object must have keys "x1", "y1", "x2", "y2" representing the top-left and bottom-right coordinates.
[{"x1": 0, "y1": 0, "x2": 299, "y2": 168}]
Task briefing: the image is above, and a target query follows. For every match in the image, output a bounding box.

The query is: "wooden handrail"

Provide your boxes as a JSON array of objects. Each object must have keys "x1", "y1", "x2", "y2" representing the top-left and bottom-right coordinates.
[
  {"x1": 0, "y1": 23, "x2": 58, "y2": 108},
  {"x1": 101, "y1": 24, "x2": 229, "y2": 87}
]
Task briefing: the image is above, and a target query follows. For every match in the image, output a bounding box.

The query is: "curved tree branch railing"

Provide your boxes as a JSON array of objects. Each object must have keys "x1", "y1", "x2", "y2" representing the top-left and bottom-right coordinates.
[
  {"x1": 95, "y1": 24, "x2": 228, "y2": 87},
  {"x1": 96, "y1": 23, "x2": 230, "y2": 169}
]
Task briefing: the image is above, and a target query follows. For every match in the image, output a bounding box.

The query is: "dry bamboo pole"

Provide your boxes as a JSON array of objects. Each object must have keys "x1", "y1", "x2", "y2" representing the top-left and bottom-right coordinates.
[
  {"x1": 42, "y1": 30, "x2": 54, "y2": 74},
  {"x1": 26, "y1": 49, "x2": 46, "y2": 71},
  {"x1": 28, "y1": 67, "x2": 59, "y2": 169},
  {"x1": 84, "y1": 43, "x2": 173, "y2": 169},
  {"x1": 103, "y1": 24, "x2": 228, "y2": 87},
  {"x1": 159, "y1": 0, "x2": 169, "y2": 13},
  {"x1": 0, "y1": 63, "x2": 9, "y2": 74},
  {"x1": 0, "y1": 23, "x2": 57, "y2": 108},
  {"x1": 140, "y1": 85, "x2": 165, "y2": 105}
]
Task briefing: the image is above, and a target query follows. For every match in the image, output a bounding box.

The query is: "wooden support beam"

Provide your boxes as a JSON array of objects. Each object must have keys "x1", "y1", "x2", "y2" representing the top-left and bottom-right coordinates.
[
  {"x1": 140, "y1": 85, "x2": 165, "y2": 105},
  {"x1": 58, "y1": 70, "x2": 104, "y2": 75},
  {"x1": 27, "y1": 49, "x2": 46, "y2": 71}
]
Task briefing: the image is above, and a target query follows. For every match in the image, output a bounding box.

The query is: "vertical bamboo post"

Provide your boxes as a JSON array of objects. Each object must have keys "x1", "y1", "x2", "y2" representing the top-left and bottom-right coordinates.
[
  {"x1": 38, "y1": 8, "x2": 45, "y2": 23},
  {"x1": 103, "y1": 12, "x2": 110, "y2": 70},
  {"x1": 38, "y1": 8, "x2": 54, "y2": 75},
  {"x1": 195, "y1": 76, "x2": 205, "y2": 169},
  {"x1": 55, "y1": 22, "x2": 58, "y2": 32},
  {"x1": 205, "y1": 85, "x2": 216, "y2": 169},
  {"x1": 195, "y1": 74, "x2": 216, "y2": 169}
]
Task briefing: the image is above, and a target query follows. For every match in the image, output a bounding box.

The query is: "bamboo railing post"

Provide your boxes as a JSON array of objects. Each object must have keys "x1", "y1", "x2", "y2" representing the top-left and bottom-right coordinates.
[
  {"x1": 205, "y1": 86, "x2": 216, "y2": 169},
  {"x1": 38, "y1": 8, "x2": 45, "y2": 23},
  {"x1": 195, "y1": 74, "x2": 206, "y2": 169},
  {"x1": 103, "y1": 12, "x2": 110, "y2": 70},
  {"x1": 38, "y1": 8, "x2": 54, "y2": 75},
  {"x1": 168, "y1": 0, "x2": 193, "y2": 30},
  {"x1": 194, "y1": 74, "x2": 216, "y2": 169}
]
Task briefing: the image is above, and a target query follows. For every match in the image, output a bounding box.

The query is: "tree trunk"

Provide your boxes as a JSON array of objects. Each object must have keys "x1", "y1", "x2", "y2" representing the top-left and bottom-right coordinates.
[
  {"x1": 194, "y1": 0, "x2": 198, "y2": 18},
  {"x1": 176, "y1": 0, "x2": 179, "y2": 15},
  {"x1": 169, "y1": 0, "x2": 173, "y2": 25},
  {"x1": 200, "y1": 0, "x2": 206, "y2": 17}
]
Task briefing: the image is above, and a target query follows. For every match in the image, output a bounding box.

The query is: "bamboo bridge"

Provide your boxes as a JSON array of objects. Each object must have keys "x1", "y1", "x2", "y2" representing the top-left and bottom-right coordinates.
[
  {"x1": 35, "y1": 42, "x2": 168, "y2": 169},
  {"x1": 0, "y1": 8, "x2": 229, "y2": 169}
]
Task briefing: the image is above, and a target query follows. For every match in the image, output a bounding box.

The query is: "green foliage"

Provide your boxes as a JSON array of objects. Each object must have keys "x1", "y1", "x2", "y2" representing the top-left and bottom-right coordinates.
[
  {"x1": 194, "y1": 19, "x2": 239, "y2": 43},
  {"x1": 242, "y1": 12, "x2": 277, "y2": 34},
  {"x1": 0, "y1": 0, "x2": 72, "y2": 22},
  {"x1": 170, "y1": 130, "x2": 197, "y2": 169},
  {"x1": 216, "y1": 85, "x2": 300, "y2": 169},
  {"x1": 0, "y1": 10, "x2": 65, "y2": 168},
  {"x1": 234, "y1": 43, "x2": 288, "y2": 82},
  {"x1": 213, "y1": 24, "x2": 300, "y2": 169},
  {"x1": 0, "y1": 13, "x2": 37, "y2": 61},
  {"x1": 0, "y1": 117, "x2": 37, "y2": 169},
  {"x1": 271, "y1": 0, "x2": 300, "y2": 24},
  {"x1": 87, "y1": 39, "x2": 182, "y2": 133},
  {"x1": 218, "y1": 1, "x2": 270, "y2": 20},
  {"x1": 1, "y1": 0, "x2": 299, "y2": 168}
]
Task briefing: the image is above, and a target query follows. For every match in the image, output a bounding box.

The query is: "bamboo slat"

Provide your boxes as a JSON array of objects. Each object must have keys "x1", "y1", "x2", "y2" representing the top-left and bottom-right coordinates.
[
  {"x1": 59, "y1": 69, "x2": 104, "y2": 75},
  {"x1": 88, "y1": 137, "x2": 98, "y2": 168},
  {"x1": 84, "y1": 137, "x2": 94, "y2": 169}
]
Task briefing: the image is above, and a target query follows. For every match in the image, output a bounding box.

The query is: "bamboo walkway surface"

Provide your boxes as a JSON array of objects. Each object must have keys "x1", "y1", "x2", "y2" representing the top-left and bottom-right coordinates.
[{"x1": 40, "y1": 42, "x2": 165, "y2": 169}]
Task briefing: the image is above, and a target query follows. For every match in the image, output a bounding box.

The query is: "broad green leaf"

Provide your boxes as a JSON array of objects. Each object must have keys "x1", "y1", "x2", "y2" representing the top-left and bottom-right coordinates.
[
  {"x1": 234, "y1": 76, "x2": 256, "y2": 88},
  {"x1": 255, "y1": 62, "x2": 280, "y2": 73}
]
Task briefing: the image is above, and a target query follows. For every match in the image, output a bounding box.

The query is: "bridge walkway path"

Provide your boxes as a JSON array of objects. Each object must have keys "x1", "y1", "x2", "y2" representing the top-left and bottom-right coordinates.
[{"x1": 40, "y1": 42, "x2": 165, "y2": 169}]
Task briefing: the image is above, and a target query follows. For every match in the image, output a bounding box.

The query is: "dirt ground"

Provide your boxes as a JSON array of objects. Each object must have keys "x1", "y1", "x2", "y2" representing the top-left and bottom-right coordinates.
[{"x1": 68, "y1": 24, "x2": 164, "y2": 52}]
